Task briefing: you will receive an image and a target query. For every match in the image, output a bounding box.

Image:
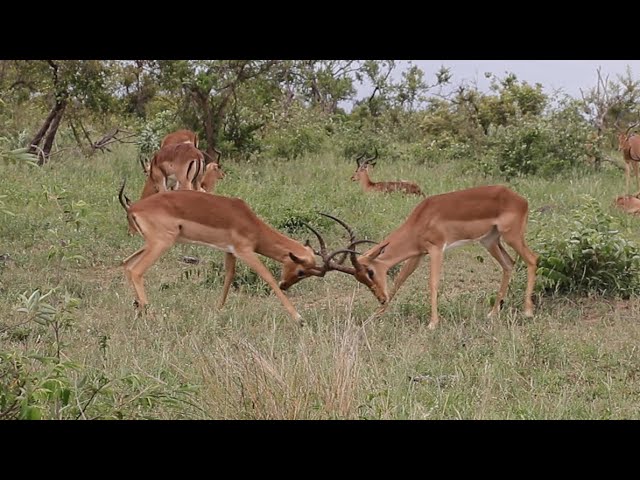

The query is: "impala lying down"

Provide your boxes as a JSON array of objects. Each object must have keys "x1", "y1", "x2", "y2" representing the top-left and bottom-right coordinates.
[{"x1": 118, "y1": 185, "x2": 345, "y2": 325}]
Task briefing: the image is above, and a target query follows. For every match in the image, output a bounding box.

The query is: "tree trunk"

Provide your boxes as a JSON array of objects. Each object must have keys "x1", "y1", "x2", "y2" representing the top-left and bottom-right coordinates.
[
  {"x1": 28, "y1": 102, "x2": 60, "y2": 153},
  {"x1": 29, "y1": 97, "x2": 67, "y2": 165},
  {"x1": 40, "y1": 101, "x2": 67, "y2": 164}
]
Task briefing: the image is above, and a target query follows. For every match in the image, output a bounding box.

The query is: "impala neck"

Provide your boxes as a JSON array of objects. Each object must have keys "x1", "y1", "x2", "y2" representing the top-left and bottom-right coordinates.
[
  {"x1": 369, "y1": 224, "x2": 422, "y2": 270},
  {"x1": 359, "y1": 169, "x2": 375, "y2": 190},
  {"x1": 255, "y1": 222, "x2": 306, "y2": 263},
  {"x1": 140, "y1": 177, "x2": 158, "y2": 200}
]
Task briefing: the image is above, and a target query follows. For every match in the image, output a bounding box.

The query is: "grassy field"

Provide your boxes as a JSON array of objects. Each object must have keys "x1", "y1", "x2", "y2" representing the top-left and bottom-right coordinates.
[{"x1": 2, "y1": 145, "x2": 640, "y2": 419}]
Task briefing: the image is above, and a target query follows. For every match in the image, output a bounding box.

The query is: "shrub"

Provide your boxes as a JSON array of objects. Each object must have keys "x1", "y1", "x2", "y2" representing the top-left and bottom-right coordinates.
[
  {"x1": 487, "y1": 110, "x2": 590, "y2": 179},
  {"x1": 535, "y1": 197, "x2": 640, "y2": 297}
]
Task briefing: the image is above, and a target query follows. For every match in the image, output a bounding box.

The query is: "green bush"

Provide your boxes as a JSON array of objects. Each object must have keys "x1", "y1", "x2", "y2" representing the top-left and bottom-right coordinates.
[
  {"x1": 536, "y1": 197, "x2": 640, "y2": 297},
  {"x1": 261, "y1": 104, "x2": 329, "y2": 160},
  {"x1": 487, "y1": 109, "x2": 590, "y2": 179}
]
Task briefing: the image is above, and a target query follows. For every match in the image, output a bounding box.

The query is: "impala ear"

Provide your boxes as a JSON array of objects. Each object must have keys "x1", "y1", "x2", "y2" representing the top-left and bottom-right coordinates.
[
  {"x1": 289, "y1": 252, "x2": 305, "y2": 264},
  {"x1": 367, "y1": 242, "x2": 389, "y2": 260}
]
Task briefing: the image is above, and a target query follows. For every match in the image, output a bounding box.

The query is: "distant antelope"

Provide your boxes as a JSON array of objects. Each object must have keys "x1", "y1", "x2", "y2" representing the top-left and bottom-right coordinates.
[
  {"x1": 614, "y1": 194, "x2": 640, "y2": 215},
  {"x1": 200, "y1": 148, "x2": 225, "y2": 193},
  {"x1": 161, "y1": 129, "x2": 198, "y2": 149},
  {"x1": 351, "y1": 148, "x2": 424, "y2": 196},
  {"x1": 617, "y1": 122, "x2": 640, "y2": 195}
]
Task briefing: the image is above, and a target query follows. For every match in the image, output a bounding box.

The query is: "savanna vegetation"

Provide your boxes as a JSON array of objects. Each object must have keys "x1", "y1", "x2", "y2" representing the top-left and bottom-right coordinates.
[{"x1": 2, "y1": 60, "x2": 640, "y2": 420}]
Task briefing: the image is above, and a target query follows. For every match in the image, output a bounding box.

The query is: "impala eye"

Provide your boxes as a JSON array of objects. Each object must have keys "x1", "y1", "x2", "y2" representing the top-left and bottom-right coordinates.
[
  {"x1": 367, "y1": 269, "x2": 374, "y2": 279},
  {"x1": 297, "y1": 270, "x2": 305, "y2": 277}
]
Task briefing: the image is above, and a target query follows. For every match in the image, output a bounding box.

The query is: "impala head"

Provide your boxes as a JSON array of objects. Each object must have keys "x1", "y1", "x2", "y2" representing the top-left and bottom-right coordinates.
[
  {"x1": 351, "y1": 148, "x2": 378, "y2": 181},
  {"x1": 291, "y1": 213, "x2": 388, "y2": 300},
  {"x1": 617, "y1": 121, "x2": 640, "y2": 150},
  {"x1": 278, "y1": 244, "x2": 323, "y2": 291},
  {"x1": 343, "y1": 243, "x2": 391, "y2": 304}
]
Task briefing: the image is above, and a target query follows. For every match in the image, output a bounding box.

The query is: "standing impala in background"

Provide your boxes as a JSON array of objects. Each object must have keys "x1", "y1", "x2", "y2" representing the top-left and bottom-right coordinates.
[
  {"x1": 351, "y1": 148, "x2": 424, "y2": 196},
  {"x1": 160, "y1": 129, "x2": 198, "y2": 149},
  {"x1": 139, "y1": 142, "x2": 206, "y2": 197},
  {"x1": 139, "y1": 143, "x2": 224, "y2": 198},
  {"x1": 118, "y1": 185, "x2": 345, "y2": 326},
  {"x1": 617, "y1": 121, "x2": 640, "y2": 195},
  {"x1": 314, "y1": 185, "x2": 538, "y2": 329}
]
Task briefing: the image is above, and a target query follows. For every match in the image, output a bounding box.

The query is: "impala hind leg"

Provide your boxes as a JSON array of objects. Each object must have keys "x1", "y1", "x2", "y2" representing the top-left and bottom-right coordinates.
[
  {"x1": 633, "y1": 161, "x2": 640, "y2": 197},
  {"x1": 236, "y1": 250, "x2": 303, "y2": 326},
  {"x1": 501, "y1": 232, "x2": 538, "y2": 317},
  {"x1": 483, "y1": 240, "x2": 515, "y2": 317},
  {"x1": 123, "y1": 241, "x2": 174, "y2": 309},
  {"x1": 218, "y1": 252, "x2": 236, "y2": 309}
]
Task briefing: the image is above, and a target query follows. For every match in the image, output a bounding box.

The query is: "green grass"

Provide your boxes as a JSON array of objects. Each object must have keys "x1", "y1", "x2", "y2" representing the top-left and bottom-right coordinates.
[{"x1": 2, "y1": 145, "x2": 640, "y2": 419}]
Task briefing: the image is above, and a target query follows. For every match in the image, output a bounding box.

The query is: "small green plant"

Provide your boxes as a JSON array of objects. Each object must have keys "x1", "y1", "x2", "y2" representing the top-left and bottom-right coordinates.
[{"x1": 536, "y1": 196, "x2": 640, "y2": 297}]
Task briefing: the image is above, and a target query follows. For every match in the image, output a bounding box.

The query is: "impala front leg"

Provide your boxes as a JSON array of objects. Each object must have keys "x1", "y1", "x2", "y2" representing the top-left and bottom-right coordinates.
[
  {"x1": 427, "y1": 248, "x2": 443, "y2": 330},
  {"x1": 218, "y1": 252, "x2": 236, "y2": 309},
  {"x1": 388, "y1": 255, "x2": 424, "y2": 304},
  {"x1": 236, "y1": 250, "x2": 304, "y2": 327}
]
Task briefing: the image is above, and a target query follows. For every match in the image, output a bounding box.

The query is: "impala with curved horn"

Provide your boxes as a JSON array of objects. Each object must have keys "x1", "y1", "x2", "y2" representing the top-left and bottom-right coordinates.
[
  {"x1": 351, "y1": 148, "x2": 424, "y2": 196},
  {"x1": 313, "y1": 185, "x2": 538, "y2": 329},
  {"x1": 118, "y1": 183, "x2": 334, "y2": 326},
  {"x1": 201, "y1": 147, "x2": 225, "y2": 193}
]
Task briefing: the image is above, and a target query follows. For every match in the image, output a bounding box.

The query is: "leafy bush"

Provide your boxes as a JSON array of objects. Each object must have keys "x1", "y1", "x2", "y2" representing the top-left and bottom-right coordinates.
[
  {"x1": 1, "y1": 289, "x2": 199, "y2": 419},
  {"x1": 261, "y1": 104, "x2": 329, "y2": 160},
  {"x1": 135, "y1": 110, "x2": 178, "y2": 158},
  {"x1": 487, "y1": 109, "x2": 590, "y2": 179},
  {"x1": 536, "y1": 197, "x2": 640, "y2": 297}
]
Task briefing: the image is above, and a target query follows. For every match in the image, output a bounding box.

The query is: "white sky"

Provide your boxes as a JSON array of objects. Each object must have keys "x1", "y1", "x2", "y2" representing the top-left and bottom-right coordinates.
[{"x1": 351, "y1": 60, "x2": 640, "y2": 104}]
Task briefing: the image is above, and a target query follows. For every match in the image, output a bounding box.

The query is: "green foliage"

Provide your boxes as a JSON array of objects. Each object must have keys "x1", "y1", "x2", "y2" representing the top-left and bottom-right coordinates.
[
  {"x1": 536, "y1": 197, "x2": 640, "y2": 297},
  {"x1": 135, "y1": 110, "x2": 178, "y2": 157},
  {"x1": 2, "y1": 288, "x2": 199, "y2": 420},
  {"x1": 487, "y1": 110, "x2": 590, "y2": 179},
  {"x1": 261, "y1": 104, "x2": 329, "y2": 160}
]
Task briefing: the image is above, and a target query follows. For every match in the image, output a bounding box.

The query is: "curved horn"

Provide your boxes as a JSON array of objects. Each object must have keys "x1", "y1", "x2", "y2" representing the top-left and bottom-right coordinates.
[
  {"x1": 139, "y1": 155, "x2": 150, "y2": 175},
  {"x1": 625, "y1": 121, "x2": 640, "y2": 136},
  {"x1": 118, "y1": 180, "x2": 132, "y2": 211},
  {"x1": 365, "y1": 147, "x2": 378, "y2": 166},
  {"x1": 301, "y1": 221, "x2": 327, "y2": 257},
  {"x1": 318, "y1": 212, "x2": 356, "y2": 245},
  {"x1": 213, "y1": 147, "x2": 222, "y2": 166}
]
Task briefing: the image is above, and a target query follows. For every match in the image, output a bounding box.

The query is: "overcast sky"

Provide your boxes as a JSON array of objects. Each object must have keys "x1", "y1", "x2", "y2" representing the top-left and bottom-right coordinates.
[{"x1": 352, "y1": 60, "x2": 640, "y2": 104}]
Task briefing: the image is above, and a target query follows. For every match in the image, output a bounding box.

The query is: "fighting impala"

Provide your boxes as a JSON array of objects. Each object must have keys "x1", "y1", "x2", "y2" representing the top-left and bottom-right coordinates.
[
  {"x1": 118, "y1": 185, "x2": 347, "y2": 326},
  {"x1": 617, "y1": 121, "x2": 640, "y2": 195},
  {"x1": 308, "y1": 185, "x2": 538, "y2": 329},
  {"x1": 351, "y1": 148, "x2": 424, "y2": 196}
]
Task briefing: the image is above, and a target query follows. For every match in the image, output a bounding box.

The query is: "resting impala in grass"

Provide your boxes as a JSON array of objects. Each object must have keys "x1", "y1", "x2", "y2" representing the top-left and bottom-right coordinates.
[
  {"x1": 614, "y1": 194, "x2": 640, "y2": 215},
  {"x1": 306, "y1": 185, "x2": 538, "y2": 329},
  {"x1": 118, "y1": 184, "x2": 347, "y2": 326},
  {"x1": 617, "y1": 121, "x2": 640, "y2": 195},
  {"x1": 351, "y1": 148, "x2": 424, "y2": 196}
]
